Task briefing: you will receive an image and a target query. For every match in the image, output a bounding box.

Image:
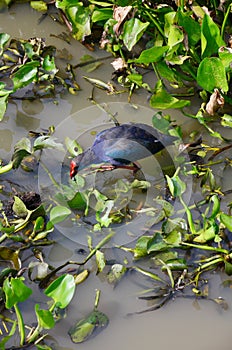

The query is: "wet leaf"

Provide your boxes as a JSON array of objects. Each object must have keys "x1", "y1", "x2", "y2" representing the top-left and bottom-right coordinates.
[
  {"x1": 122, "y1": 18, "x2": 149, "y2": 51},
  {"x1": 12, "y1": 196, "x2": 28, "y2": 218},
  {"x1": 3, "y1": 277, "x2": 32, "y2": 308},
  {"x1": 12, "y1": 61, "x2": 40, "y2": 90},
  {"x1": 74, "y1": 269, "x2": 89, "y2": 285},
  {"x1": 68, "y1": 310, "x2": 109, "y2": 343},
  {"x1": 28, "y1": 261, "x2": 49, "y2": 281},
  {"x1": 50, "y1": 205, "x2": 71, "y2": 225},
  {"x1": 107, "y1": 263, "x2": 127, "y2": 284},
  {"x1": 96, "y1": 250, "x2": 106, "y2": 273},
  {"x1": 197, "y1": 57, "x2": 228, "y2": 93},
  {"x1": 45, "y1": 274, "x2": 75, "y2": 309},
  {"x1": 212, "y1": 297, "x2": 228, "y2": 310}
]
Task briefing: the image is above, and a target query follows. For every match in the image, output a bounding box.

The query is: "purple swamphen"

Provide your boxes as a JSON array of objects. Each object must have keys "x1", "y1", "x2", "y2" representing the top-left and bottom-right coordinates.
[{"x1": 70, "y1": 123, "x2": 177, "y2": 179}]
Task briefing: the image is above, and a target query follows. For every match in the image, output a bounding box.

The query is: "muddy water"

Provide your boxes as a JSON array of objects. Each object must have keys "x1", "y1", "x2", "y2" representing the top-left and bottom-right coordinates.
[{"x1": 1, "y1": 4, "x2": 232, "y2": 350}]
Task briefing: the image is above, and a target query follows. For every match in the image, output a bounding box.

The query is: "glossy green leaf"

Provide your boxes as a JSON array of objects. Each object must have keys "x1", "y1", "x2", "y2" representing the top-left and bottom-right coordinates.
[
  {"x1": 122, "y1": 18, "x2": 149, "y2": 51},
  {"x1": 12, "y1": 61, "x2": 40, "y2": 90},
  {"x1": 50, "y1": 205, "x2": 71, "y2": 225},
  {"x1": 150, "y1": 80, "x2": 190, "y2": 109},
  {"x1": 201, "y1": 14, "x2": 225, "y2": 58},
  {"x1": 0, "y1": 32, "x2": 10, "y2": 54},
  {"x1": 45, "y1": 274, "x2": 75, "y2": 309},
  {"x1": 220, "y1": 213, "x2": 232, "y2": 232},
  {"x1": 92, "y1": 8, "x2": 113, "y2": 22},
  {"x1": 129, "y1": 45, "x2": 168, "y2": 64},
  {"x1": 3, "y1": 277, "x2": 32, "y2": 308},
  {"x1": 194, "y1": 226, "x2": 216, "y2": 243},
  {"x1": 56, "y1": 1, "x2": 91, "y2": 41},
  {"x1": 166, "y1": 174, "x2": 186, "y2": 197},
  {"x1": 197, "y1": 57, "x2": 228, "y2": 92},
  {"x1": 35, "y1": 304, "x2": 55, "y2": 329},
  {"x1": 177, "y1": 11, "x2": 201, "y2": 46}
]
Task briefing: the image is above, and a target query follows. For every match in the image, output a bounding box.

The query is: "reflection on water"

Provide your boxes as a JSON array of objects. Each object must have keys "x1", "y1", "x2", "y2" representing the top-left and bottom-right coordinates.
[{"x1": 0, "y1": 4, "x2": 232, "y2": 350}]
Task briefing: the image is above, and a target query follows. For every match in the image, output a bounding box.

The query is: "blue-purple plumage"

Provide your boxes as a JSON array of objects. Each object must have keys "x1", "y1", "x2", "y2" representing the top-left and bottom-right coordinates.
[{"x1": 70, "y1": 123, "x2": 177, "y2": 178}]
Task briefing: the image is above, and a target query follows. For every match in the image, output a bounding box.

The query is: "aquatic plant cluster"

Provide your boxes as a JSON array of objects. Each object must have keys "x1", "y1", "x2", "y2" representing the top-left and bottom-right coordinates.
[{"x1": 1, "y1": 1, "x2": 232, "y2": 349}]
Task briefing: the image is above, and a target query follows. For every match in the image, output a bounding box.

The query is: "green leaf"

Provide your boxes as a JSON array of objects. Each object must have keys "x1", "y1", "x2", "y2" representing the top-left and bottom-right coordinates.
[
  {"x1": 95, "y1": 250, "x2": 106, "y2": 273},
  {"x1": 194, "y1": 226, "x2": 216, "y2": 243},
  {"x1": 12, "y1": 61, "x2": 40, "y2": 90},
  {"x1": 0, "y1": 94, "x2": 9, "y2": 121},
  {"x1": 220, "y1": 213, "x2": 232, "y2": 232},
  {"x1": 42, "y1": 55, "x2": 58, "y2": 76},
  {"x1": 177, "y1": 11, "x2": 201, "y2": 46},
  {"x1": 65, "y1": 136, "x2": 83, "y2": 157},
  {"x1": 45, "y1": 274, "x2": 75, "y2": 309},
  {"x1": 197, "y1": 57, "x2": 228, "y2": 92},
  {"x1": 129, "y1": 45, "x2": 168, "y2": 64},
  {"x1": 221, "y1": 114, "x2": 232, "y2": 128},
  {"x1": 201, "y1": 14, "x2": 225, "y2": 58},
  {"x1": 56, "y1": 1, "x2": 91, "y2": 41},
  {"x1": 30, "y1": 1, "x2": 47, "y2": 12},
  {"x1": 33, "y1": 136, "x2": 64, "y2": 151},
  {"x1": 12, "y1": 196, "x2": 28, "y2": 218},
  {"x1": 3, "y1": 277, "x2": 32, "y2": 308},
  {"x1": 35, "y1": 304, "x2": 55, "y2": 329},
  {"x1": 166, "y1": 174, "x2": 186, "y2": 197},
  {"x1": 147, "y1": 232, "x2": 169, "y2": 253},
  {"x1": 68, "y1": 310, "x2": 109, "y2": 343},
  {"x1": 107, "y1": 264, "x2": 127, "y2": 284},
  {"x1": 150, "y1": 80, "x2": 190, "y2": 109},
  {"x1": 50, "y1": 205, "x2": 71, "y2": 225},
  {"x1": 122, "y1": 18, "x2": 149, "y2": 51},
  {"x1": 152, "y1": 112, "x2": 172, "y2": 133},
  {"x1": 92, "y1": 8, "x2": 113, "y2": 22},
  {"x1": 0, "y1": 32, "x2": 10, "y2": 54}
]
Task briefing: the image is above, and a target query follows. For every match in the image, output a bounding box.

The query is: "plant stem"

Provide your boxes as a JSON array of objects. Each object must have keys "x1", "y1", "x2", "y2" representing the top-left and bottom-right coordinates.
[
  {"x1": 14, "y1": 304, "x2": 25, "y2": 346},
  {"x1": 0, "y1": 161, "x2": 13, "y2": 175}
]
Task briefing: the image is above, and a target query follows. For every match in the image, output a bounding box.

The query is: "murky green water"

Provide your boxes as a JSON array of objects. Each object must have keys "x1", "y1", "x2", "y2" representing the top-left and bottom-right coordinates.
[{"x1": 1, "y1": 4, "x2": 232, "y2": 350}]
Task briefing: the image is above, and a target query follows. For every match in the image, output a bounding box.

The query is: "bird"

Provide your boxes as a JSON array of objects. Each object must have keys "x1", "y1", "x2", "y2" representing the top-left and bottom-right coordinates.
[{"x1": 70, "y1": 123, "x2": 178, "y2": 179}]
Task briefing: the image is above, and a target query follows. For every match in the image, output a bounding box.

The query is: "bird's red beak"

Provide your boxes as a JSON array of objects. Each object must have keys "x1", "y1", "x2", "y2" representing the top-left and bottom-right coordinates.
[{"x1": 70, "y1": 160, "x2": 77, "y2": 179}]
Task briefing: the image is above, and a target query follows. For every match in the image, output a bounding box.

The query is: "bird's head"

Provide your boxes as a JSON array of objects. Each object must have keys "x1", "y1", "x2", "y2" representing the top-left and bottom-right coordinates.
[{"x1": 70, "y1": 153, "x2": 84, "y2": 179}]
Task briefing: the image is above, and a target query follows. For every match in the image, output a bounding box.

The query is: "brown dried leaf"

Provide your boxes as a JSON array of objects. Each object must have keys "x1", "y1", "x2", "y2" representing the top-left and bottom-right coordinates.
[
  {"x1": 113, "y1": 6, "x2": 132, "y2": 35},
  {"x1": 206, "y1": 89, "x2": 224, "y2": 116}
]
